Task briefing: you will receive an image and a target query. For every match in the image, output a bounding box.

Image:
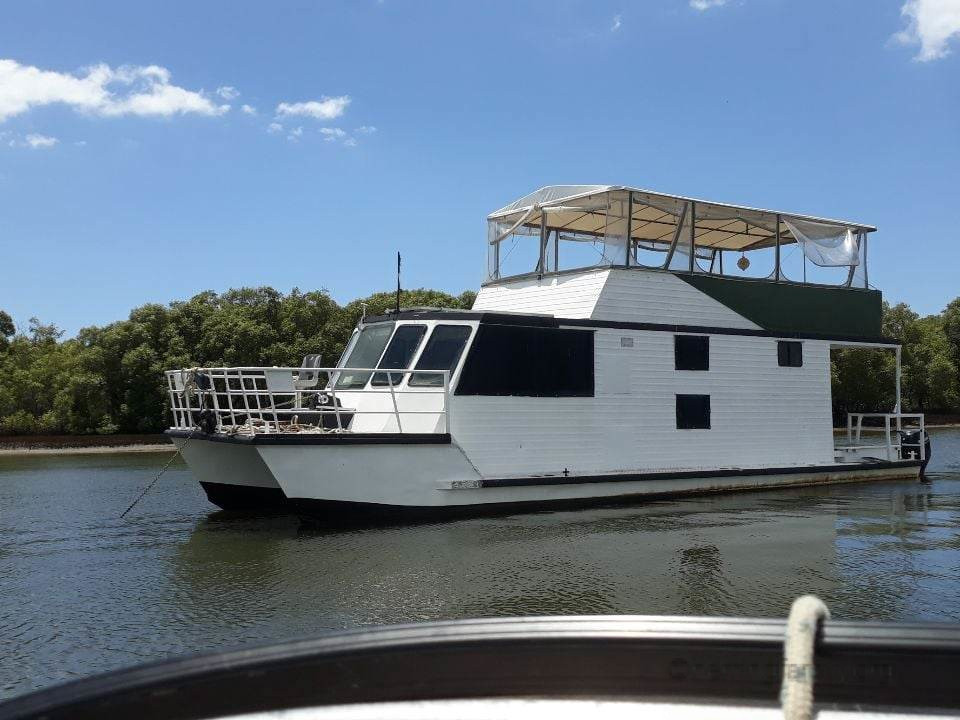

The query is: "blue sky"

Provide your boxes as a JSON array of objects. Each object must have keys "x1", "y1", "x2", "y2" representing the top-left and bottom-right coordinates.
[{"x1": 1, "y1": 0, "x2": 958, "y2": 336}]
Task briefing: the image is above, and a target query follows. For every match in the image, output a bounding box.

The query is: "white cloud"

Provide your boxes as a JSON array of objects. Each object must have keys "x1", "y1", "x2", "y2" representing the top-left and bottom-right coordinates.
[
  {"x1": 320, "y1": 126, "x2": 346, "y2": 141},
  {"x1": 276, "y1": 96, "x2": 350, "y2": 120},
  {"x1": 5, "y1": 132, "x2": 59, "y2": 149},
  {"x1": 74, "y1": 140, "x2": 87, "y2": 147},
  {"x1": 611, "y1": 14, "x2": 622, "y2": 31},
  {"x1": 216, "y1": 85, "x2": 239, "y2": 100},
  {"x1": 690, "y1": 0, "x2": 727, "y2": 10},
  {"x1": 25, "y1": 133, "x2": 57, "y2": 148},
  {"x1": 286, "y1": 126, "x2": 303, "y2": 142},
  {"x1": 355, "y1": 125, "x2": 376, "y2": 134},
  {"x1": 241, "y1": 103, "x2": 257, "y2": 115},
  {"x1": 343, "y1": 137, "x2": 357, "y2": 148},
  {"x1": 0, "y1": 59, "x2": 230, "y2": 122},
  {"x1": 267, "y1": 122, "x2": 283, "y2": 134},
  {"x1": 895, "y1": 0, "x2": 960, "y2": 61}
]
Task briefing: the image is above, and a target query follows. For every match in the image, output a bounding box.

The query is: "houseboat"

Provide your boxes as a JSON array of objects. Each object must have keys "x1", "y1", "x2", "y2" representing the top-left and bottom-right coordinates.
[{"x1": 165, "y1": 185, "x2": 929, "y2": 517}]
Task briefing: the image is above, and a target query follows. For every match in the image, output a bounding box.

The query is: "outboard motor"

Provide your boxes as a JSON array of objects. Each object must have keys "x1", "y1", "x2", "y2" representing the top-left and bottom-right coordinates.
[{"x1": 899, "y1": 429, "x2": 932, "y2": 476}]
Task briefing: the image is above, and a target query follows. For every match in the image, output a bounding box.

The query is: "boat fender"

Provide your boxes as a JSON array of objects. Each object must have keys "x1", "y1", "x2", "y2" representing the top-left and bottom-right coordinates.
[{"x1": 196, "y1": 408, "x2": 218, "y2": 435}]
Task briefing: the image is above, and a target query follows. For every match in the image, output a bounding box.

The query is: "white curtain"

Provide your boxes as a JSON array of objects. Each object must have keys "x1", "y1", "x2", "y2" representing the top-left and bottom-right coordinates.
[
  {"x1": 600, "y1": 190, "x2": 630, "y2": 265},
  {"x1": 782, "y1": 217, "x2": 860, "y2": 267}
]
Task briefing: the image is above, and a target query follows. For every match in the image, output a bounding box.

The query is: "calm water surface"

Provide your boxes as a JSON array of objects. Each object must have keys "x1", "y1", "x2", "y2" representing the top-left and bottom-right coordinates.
[{"x1": 2, "y1": 429, "x2": 960, "y2": 699}]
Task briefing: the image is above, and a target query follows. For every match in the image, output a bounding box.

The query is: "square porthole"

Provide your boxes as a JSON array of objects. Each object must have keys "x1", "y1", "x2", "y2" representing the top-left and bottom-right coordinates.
[
  {"x1": 675, "y1": 335, "x2": 709, "y2": 371},
  {"x1": 676, "y1": 394, "x2": 711, "y2": 429}
]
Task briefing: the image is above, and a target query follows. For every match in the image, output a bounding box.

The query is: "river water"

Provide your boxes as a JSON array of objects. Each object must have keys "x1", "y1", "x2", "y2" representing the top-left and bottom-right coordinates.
[{"x1": 2, "y1": 429, "x2": 959, "y2": 700}]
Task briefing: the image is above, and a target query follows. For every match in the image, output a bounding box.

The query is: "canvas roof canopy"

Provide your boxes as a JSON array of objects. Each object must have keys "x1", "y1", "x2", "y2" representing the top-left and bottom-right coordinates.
[{"x1": 487, "y1": 185, "x2": 875, "y2": 254}]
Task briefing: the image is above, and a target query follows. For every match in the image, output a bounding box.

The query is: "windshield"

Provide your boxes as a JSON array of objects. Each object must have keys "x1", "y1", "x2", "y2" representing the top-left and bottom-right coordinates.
[
  {"x1": 335, "y1": 323, "x2": 394, "y2": 389},
  {"x1": 371, "y1": 324, "x2": 427, "y2": 386}
]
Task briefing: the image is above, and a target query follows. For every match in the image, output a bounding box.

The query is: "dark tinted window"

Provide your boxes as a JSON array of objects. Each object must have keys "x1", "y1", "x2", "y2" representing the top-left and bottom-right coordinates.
[
  {"x1": 409, "y1": 325, "x2": 472, "y2": 387},
  {"x1": 778, "y1": 341, "x2": 803, "y2": 367},
  {"x1": 676, "y1": 394, "x2": 711, "y2": 429},
  {"x1": 371, "y1": 324, "x2": 427, "y2": 386},
  {"x1": 456, "y1": 324, "x2": 594, "y2": 397},
  {"x1": 675, "y1": 335, "x2": 709, "y2": 371}
]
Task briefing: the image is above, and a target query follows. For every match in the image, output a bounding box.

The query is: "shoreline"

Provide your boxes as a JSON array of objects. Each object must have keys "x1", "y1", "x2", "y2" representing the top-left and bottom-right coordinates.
[
  {"x1": 0, "y1": 444, "x2": 175, "y2": 457},
  {"x1": 0, "y1": 433, "x2": 174, "y2": 457}
]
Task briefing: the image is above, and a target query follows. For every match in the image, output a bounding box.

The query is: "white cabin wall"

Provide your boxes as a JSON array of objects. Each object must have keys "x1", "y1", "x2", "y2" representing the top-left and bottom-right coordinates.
[
  {"x1": 474, "y1": 267, "x2": 760, "y2": 329},
  {"x1": 451, "y1": 332, "x2": 834, "y2": 477},
  {"x1": 592, "y1": 269, "x2": 760, "y2": 329},
  {"x1": 472, "y1": 270, "x2": 608, "y2": 318}
]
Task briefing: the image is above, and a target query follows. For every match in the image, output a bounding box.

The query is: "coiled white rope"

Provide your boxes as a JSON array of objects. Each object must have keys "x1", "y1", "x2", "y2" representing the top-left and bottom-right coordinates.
[{"x1": 780, "y1": 594, "x2": 830, "y2": 720}]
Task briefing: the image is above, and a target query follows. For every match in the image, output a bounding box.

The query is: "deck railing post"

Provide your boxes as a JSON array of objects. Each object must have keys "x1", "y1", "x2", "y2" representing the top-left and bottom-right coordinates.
[
  {"x1": 330, "y1": 380, "x2": 343, "y2": 432},
  {"x1": 847, "y1": 413, "x2": 852, "y2": 445},
  {"x1": 443, "y1": 370, "x2": 451, "y2": 434},
  {"x1": 387, "y1": 371, "x2": 403, "y2": 433},
  {"x1": 240, "y1": 371, "x2": 254, "y2": 432},
  {"x1": 863, "y1": 232, "x2": 869, "y2": 288},
  {"x1": 208, "y1": 374, "x2": 222, "y2": 431},
  {"x1": 884, "y1": 415, "x2": 892, "y2": 460},
  {"x1": 895, "y1": 346, "x2": 902, "y2": 419}
]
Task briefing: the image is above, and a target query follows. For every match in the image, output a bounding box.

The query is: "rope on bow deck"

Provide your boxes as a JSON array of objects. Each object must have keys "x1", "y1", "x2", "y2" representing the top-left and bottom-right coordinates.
[{"x1": 780, "y1": 594, "x2": 831, "y2": 720}]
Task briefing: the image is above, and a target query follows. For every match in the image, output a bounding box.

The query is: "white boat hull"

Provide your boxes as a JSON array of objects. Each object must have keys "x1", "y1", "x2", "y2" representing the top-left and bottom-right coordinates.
[{"x1": 169, "y1": 431, "x2": 923, "y2": 518}]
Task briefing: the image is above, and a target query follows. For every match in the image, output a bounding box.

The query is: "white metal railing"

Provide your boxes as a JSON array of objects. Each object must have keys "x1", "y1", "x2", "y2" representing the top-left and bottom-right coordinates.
[
  {"x1": 836, "y1": 412, "x2": 926, "y2": 462},
  {"x1": 165, "y1": 366, "x2": 451, "y2": 435}
]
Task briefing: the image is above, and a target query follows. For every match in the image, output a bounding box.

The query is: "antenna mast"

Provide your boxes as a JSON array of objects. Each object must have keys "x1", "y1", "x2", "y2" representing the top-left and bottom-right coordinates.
[{"x1": 395, "y1": 251, "x2": 401, "y2": 314}]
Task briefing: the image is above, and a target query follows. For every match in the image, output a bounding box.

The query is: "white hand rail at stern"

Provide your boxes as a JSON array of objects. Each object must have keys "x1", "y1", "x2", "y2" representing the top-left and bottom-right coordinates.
[
  {"x1": 840, "y1": 412, "x2": 926, "y2": 462},
  {"x1": 165, "y1": 366, "x2": 452, "y2": 436}
]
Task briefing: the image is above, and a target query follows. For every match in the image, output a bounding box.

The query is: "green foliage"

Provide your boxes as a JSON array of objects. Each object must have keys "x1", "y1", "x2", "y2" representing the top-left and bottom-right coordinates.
[
  {"x1": 0, "y1": 288, "x2": 474, "y2": 435},
  {"x1": 831, "y1": 300, "x2": 960, "y2": 421},
  {"x1": 1, "y1": 289, "x2": 957, "y2": 435},
  {"x1": 0, "y1": 310, "x2": 13, "y2": 352}
]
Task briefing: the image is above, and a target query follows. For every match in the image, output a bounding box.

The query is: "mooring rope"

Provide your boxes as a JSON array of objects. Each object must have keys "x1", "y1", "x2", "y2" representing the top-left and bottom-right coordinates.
[
  {"x1": 780, "y1": 594, "x2": 831, "y2": 720},
  {"x1": 119, "y1": 429, "x2": 196, "y2": 519}
]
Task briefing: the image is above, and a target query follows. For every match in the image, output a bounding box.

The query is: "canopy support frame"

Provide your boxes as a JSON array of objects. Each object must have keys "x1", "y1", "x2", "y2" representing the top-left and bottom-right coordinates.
[
  {"x1": 688, "y1": 201, "x2": 696, "y2": 273},
  {"x1": 663, "y1": 202, "x2": 689, "y2": 270},
  {"x1": 775, "y1": 214, "x2": 782, "y2": 283}
]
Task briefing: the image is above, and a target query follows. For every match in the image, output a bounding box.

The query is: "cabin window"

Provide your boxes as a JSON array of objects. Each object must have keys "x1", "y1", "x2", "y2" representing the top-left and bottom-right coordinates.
[
  {"x1": 456, "y1": 324, "x2": 594, "y2": 397},
  {"x1": 675, "y1": 335, "x2": 709, "y2": 371},
  {"x1": 408, "y1": 325, "x2": 473, "y2": 386},
  {"x1": 676, "y1": 394, "x2": 711, "y2": 429},
  {"x1": 335, "y1": 323, "x2": 394, "y2": 389},
  {"x1": 371, "y1": 324, "x2": 427, "y2": 386},
  {"x1": 778, "y1": 341, "x2": 803, "y2": 367}
]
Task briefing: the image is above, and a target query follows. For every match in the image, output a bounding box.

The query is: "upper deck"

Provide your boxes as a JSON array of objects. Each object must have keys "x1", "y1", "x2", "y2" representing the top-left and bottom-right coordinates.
[{"x1": 478, "y1": 185, "x2": 882, "y2": 339}]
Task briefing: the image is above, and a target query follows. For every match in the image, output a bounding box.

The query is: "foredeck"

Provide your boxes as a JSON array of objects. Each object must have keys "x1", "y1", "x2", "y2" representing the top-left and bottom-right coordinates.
[{"x1": 166, "y1": 366, "x2": 451, "y2": 436}]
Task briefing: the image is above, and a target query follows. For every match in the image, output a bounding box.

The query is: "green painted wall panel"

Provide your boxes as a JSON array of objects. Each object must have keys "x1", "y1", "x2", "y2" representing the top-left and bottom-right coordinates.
[{"x1": 679, "y1": 274, "x2": 883, "y2": 338}]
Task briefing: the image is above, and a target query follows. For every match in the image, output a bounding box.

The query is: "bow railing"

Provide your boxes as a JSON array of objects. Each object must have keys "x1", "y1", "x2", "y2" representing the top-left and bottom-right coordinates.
[{"x1": 165, "y1": 366, "x2": 451, "y2": 435}]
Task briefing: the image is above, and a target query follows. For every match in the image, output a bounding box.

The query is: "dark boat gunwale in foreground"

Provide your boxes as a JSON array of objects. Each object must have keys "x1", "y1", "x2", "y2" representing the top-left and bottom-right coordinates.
[{"x1": 2, "y1": 615, "x2": 958, "y2": 720}]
